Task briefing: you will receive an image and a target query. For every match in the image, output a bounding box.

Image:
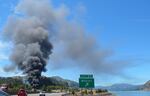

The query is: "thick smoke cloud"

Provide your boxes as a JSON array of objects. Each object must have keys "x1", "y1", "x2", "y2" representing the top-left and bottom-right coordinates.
[
  {"x1": 3, "y1": 0, "x2": 129, "y2": 87},
  {"x1": 3, "y1": 0, "x2": 53, "y2": 88}
]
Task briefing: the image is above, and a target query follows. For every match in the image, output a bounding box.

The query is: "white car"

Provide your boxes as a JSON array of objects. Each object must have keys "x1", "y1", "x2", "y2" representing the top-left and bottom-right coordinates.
[{"x1": 39, "y1": 92, "x2": 45, "y2": 96}]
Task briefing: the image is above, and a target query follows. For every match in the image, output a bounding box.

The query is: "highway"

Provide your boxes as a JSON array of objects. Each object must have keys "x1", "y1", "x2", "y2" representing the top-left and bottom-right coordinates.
[{"x1": 12, "y1": 93, "x2": 65, "y2": 96}]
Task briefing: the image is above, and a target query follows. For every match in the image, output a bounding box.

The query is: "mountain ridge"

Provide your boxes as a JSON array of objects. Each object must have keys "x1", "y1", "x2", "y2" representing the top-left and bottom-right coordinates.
[
  {"x1": 96, "y1": 83, "x2": 143, "y2": 91},
  {"x1": 1, "y1": 76, "x2": 150, "y2": 91}
]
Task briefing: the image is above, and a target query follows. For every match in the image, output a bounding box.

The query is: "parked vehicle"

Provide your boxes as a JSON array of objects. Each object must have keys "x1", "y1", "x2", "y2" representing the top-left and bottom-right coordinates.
[
  {"x1": 39, "y1": 91, "x2": 45, "y2": 96},
  {"x1": 0, "y1": 90, "x2": 10, "y2": 96}
]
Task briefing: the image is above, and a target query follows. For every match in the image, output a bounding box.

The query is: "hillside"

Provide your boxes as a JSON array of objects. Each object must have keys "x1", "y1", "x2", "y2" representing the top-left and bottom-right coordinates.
[
  {"x1": 96, "y1": 83, "x2": 142, "y2": 91},
  {"x1": 0, "y1": 76, "x2": 78, "y2": 88},
  {"x1": 51, "y1": 76, "x2": 78, "y2": 87},
  {"x1": 41, "y1": 76, "x2": 78, "y2": 88},
  {"x1": 142, "y1": 80, "x2": 150, "y2": 90}
]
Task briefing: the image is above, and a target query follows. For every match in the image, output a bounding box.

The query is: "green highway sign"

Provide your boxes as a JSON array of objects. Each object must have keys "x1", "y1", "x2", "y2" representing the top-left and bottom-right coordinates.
[{"x1": 79, "y1": 74, "x2": 95, "y2": 88}]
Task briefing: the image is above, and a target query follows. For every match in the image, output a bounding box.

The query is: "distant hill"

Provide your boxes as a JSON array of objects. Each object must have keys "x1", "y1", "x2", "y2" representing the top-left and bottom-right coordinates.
[
  {"x1": 142, "y1": 80, "x2": 150, "y2": 90},
  {"x1": 96, "y1": 83, "x2": 142, "y2": 91},
  {"x1": 0, "y1": 76, "x2": 78, "y2": 88}
]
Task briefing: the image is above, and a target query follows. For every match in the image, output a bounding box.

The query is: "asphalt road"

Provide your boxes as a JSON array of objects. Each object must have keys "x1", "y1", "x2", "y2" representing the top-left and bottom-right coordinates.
[{"x1": 12, "y1": 93, "x2": 65, "y2": 96}]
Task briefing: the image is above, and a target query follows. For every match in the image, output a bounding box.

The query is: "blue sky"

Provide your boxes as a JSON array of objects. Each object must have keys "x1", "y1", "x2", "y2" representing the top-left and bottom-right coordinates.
[{"x1": 0, "y1": 0, "x2": 150, "y2": 86}]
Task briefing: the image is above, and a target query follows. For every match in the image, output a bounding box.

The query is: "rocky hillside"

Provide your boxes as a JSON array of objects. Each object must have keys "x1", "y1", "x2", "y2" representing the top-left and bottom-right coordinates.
[
  {"x1": 41, "y1": 76, "x2": 78, "y2": 87},
  {"x1": 50, "y1": 76, "x2": 78, "y2": 87},
  {"x1": 142, "y1": 80, "x2": 150, "y2": 90}
]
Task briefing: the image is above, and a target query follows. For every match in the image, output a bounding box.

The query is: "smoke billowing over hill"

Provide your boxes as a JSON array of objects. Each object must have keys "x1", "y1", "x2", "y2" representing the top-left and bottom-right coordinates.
[{"x1": 2, "y1": 0, "x2": 129, "y2": 88}]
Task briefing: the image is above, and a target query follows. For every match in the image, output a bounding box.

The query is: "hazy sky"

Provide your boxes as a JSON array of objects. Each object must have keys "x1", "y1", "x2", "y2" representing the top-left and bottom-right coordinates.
[{"x1": 0, "y1": 0, "x2": 150, "y2": 86}]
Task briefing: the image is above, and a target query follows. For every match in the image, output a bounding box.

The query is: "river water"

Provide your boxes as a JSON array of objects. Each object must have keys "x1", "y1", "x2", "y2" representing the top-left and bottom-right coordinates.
[{"x1": 112, "y1": 91, "x2": 150, "y2": 96}]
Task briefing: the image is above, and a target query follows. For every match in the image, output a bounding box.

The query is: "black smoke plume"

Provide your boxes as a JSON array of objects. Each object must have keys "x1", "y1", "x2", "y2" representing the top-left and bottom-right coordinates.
[{"x1": 3, "y1": 0, "x2": 53, "y2": 89}]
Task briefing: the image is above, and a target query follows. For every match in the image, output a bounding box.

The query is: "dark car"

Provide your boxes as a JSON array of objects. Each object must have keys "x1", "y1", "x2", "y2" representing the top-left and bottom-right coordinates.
[{"x1": 0, "y1": 90, "x2": 10, "y2": 96}]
